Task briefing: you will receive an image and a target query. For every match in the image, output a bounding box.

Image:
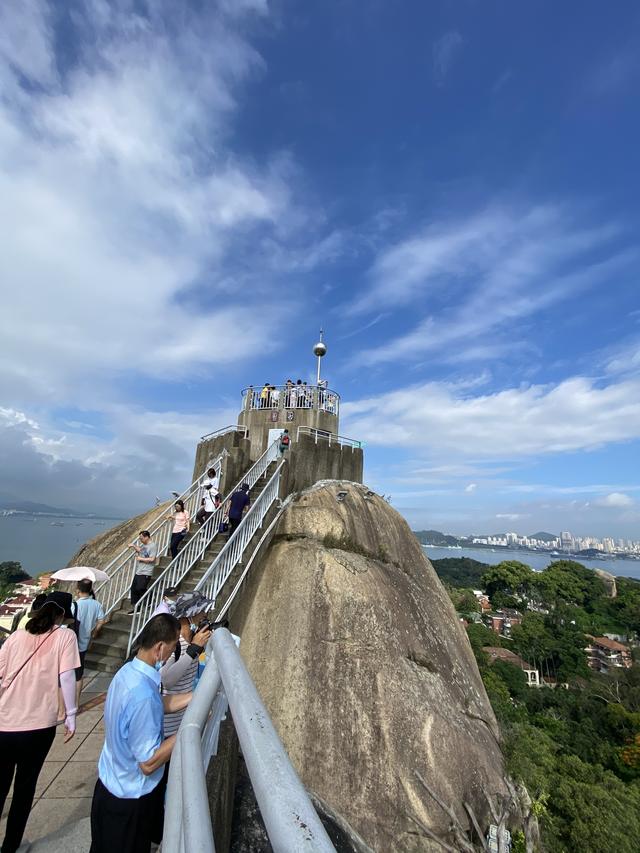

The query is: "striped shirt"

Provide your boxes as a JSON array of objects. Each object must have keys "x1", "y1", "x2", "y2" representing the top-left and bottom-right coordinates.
[{"x1": 161, "y1": 636, "x2": 197, "y2": 737}]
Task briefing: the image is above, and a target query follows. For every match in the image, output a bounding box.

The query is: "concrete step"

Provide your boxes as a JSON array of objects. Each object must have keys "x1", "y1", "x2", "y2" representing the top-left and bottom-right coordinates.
[
  {"x1": 89, "y1": 637, "x2": 128, "y2": 659},
  {"x1": 83, "y1": 652, "x2": 123, "y2": 674}
]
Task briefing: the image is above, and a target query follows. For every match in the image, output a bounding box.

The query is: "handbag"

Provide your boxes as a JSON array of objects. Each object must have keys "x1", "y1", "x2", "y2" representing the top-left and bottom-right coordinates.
[{"x1": 0, "y1": 627, "x2": 59, "y2": 699}]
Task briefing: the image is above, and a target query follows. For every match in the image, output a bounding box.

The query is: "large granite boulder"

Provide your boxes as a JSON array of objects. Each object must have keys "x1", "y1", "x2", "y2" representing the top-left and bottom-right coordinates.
[
  {"x1": 66, "y1": 502, "x2": 171, "y2": 570},
  {"x1": 234, "y1": 481, "x2": 512, "y2": 851}
]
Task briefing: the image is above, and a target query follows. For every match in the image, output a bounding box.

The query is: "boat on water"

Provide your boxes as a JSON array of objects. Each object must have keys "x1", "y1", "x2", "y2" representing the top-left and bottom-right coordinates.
[{"x1": 50, "y1": 521, "x2": 64, "y2": 527}]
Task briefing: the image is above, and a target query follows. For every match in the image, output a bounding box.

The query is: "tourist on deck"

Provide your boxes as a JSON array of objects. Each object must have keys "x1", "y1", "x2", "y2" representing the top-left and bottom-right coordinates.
[
  {"x1": 260, "y1": 383, "x2": 270, "y2": 408},
  {"x1": 0, "y1": 593, "x2": 80, "y2": 853},
  {"x1": 90, "y1": 613, "x2": 191, "y2": 853},
  {"x1": 74, "y1": 580, "x2": 106, "y2": 705},
  {"x1": 295, "y1": 378, "x2": 303, "y2": 407},
  {"x1": 160, "y1": 593, "x2": 213, "y2": 738},
  {"x1": 127, "y1": 531, "x2": 157, "y2": 614},
  {"x1": 284, "y1": 379, "x2": 294, "y2": 407},
  {"x1": 227, "y1": 483, "x2": 250, "y2": 536},
  {"x1": 270, "y1": 385, "x2": 280, "y2": 407},
  {"x1": 169, "y1": 500, "x2": 190, "y2": 559},
  {"x1": 279, "y1": 429, "x2": 290, "y2": 455}
]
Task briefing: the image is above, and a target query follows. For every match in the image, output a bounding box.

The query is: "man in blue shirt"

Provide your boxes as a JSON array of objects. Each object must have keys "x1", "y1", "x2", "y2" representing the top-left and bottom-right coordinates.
[
  {"x1": 74, "y1": 579, "x2": 106, "y2": 705},
  {"x1": 227, "y1": 482, "x2": 250, "y2": 536},
  {"x1": 90, "y1": 613, "x2": 191, "y2": 853}
]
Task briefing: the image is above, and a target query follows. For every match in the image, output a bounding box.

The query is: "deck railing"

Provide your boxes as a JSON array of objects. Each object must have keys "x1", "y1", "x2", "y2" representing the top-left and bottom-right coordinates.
[
  {"x1": 196, "y1": 460, "x2": 284, "y2": 605},
  {"x1": 296, "y1": 425, "x2": 362, "y2": 450},
  {"x1": 126, "y1": 439, "x2": 281, "y2": 654},
  {"x1": 94, "y1": 450, "x2": 227, "y2": 618},
  {"x1": 241, "y1": 384, "x2": 340, "y2": 418},
  {"x1": 163, "y1": 629, "x2": 336, "y2": 853}
]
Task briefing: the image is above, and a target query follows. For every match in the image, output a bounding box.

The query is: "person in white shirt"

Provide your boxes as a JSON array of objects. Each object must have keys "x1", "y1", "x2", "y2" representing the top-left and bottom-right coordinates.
[{"x1": 196, "y1": 467, "x2": 219, "y2": 526}]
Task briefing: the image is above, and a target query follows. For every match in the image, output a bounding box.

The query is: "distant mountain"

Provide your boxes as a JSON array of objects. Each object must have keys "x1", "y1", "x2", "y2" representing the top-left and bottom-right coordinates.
[
  {"x1": 529, "y1": 531, "x2": 557, "y2": 543},
  {"x1": 0, "y1": 499, "x2": 95, "y2": 517},
  {"x1": 414, "y1": 529, "x2": 464, "y2": 547}
]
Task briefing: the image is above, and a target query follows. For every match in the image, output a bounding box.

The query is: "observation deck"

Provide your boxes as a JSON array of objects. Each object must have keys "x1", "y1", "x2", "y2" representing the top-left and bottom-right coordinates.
[{"x1": 238, "y1": 383, "x2": 341, "y2": 460}]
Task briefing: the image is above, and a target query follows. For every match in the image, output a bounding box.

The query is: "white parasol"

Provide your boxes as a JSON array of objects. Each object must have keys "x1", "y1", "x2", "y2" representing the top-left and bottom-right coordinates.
[{"x1": 51, "y1": 566, "x2": 110, "y2": 583}]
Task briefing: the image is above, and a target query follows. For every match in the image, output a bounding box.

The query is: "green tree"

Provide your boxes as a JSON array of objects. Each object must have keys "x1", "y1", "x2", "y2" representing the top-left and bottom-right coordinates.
[
  {"x1": 534, "y1": 560, "x2": 606, "y2": 609},
  {"x1": 0, "y1": 560, "x2": 29, "y2": 599},
  {"x1": 482, "y1": 560, "x2": 534, "y2": 598}
]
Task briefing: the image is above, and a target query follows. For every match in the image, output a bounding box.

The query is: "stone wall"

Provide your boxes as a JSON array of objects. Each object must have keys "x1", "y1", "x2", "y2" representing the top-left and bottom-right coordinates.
[
  {"x1": 192, "y1": 431, "x2": 253, "y2": 495},
  {"x1": 279, "y1": 433, "x2": 363, "y2": 496}
]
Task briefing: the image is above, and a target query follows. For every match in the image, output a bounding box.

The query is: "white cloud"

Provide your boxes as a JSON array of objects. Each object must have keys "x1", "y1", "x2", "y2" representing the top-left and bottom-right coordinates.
[
  {"x1": 433, "y1": 31, "x2": 463, "y2": 86},
  {"x1": 0, "y1": 0, "x2": 307, "y2": 404},
  {"x1": 350, "y1": 206, "x2": 629, "y2": 365},
  {"x1": 596, "y1": 492, "x2": 634, "y2": 508},
  {"x1": 465, "y1": 483, "x2": 477, "y2": 493},
  {"x1": 495, "y1": 513, "x2": 528, "y2": 520},
  {"x1": 342, "y1": 374, "x2": 640, "y2": 458}
]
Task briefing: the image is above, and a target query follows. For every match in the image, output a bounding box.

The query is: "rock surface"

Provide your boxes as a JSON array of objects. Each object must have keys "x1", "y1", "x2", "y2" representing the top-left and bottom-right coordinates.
[
  {"x1": 234, "y1": 481, "x2": 511, "y2": 852},
  {"x1": 594, "y1": 568, "x2": 617, "y2": 598},
  {"x1": 66, "y1": 502, "x2": 171, "y2": 570}
]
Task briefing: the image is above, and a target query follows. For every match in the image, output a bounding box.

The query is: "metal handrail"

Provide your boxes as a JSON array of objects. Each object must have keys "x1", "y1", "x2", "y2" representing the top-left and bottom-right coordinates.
[
  {"x1": 200, "y1": 424, "x2": 248, "y2": 442},
  {"x1": 94, "y1": 451, "x2": 227, "y2": 618},
  {"x1": 215, "y1": 504, "x2": 286, "y2": 622},
  {"x1": 163, "y1": 629, "x2": 336, "y2": 853},
  {"x1": 196, "y1": 461, "x2": 284, "y2": 604},
  {"x1": 126, "y1": 439, "x2": 281, "y2": 654},
  {"x1": 296, "y1": 426, "x2": 362, "y2": 450},
  {"x1": 241, "y1": 384, "x2": 340, "y2": 417}
]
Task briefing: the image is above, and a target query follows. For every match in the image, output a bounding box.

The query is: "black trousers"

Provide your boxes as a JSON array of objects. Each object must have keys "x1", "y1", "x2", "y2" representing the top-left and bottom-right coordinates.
[
  {"x1": 90, "y1": 778, "x2": 165, "y2": 853},
  {"x1": 169, "y1": 531, "x2": 186, "y2": 559},
  {"x1": 0, "y1": 726, "x2": 56, "y2": 853},
  {"x1": 196, "y1": 507, "x2": 212, "y2": 526},
  {"x1": 228, "y1": 517, "x2": 241, "y2": 536},
  {"x1": 130, "y1": 573, "x2": 151, "y2": 608}
]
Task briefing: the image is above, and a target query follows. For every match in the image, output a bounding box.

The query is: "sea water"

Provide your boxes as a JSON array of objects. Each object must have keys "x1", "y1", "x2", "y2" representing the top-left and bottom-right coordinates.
[
  {"x1": 0, "y1": 515, "x2": 124, "y2": 575},
  {"x1": 422, "y1": 545, "x2": 640, "y2": 582}
]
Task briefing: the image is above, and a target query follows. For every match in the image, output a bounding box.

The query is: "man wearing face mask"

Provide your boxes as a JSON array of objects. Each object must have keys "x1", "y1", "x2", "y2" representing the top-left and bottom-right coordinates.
[{"x1": 90, "y1": 613, "x2": 191, "y2": 853}]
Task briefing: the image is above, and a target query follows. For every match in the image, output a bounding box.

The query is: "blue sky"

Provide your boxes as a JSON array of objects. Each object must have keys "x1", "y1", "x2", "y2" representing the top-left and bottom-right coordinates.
[{"x1": 0, "y1": 0, "x2": 639, "y2": 538}]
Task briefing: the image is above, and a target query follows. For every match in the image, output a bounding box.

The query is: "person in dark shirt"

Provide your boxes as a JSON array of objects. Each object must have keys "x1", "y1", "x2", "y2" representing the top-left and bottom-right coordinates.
[{"x1": 227, "y1": 483, "x2": 250, "y2": 535}]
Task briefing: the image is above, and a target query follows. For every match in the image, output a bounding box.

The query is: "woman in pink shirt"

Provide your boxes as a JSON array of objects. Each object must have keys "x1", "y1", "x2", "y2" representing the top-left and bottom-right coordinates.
[
  {"x1": 169, "y1": 499, "x2": 190, "y2": 559},
  {"x1": 0, "y1": 592, "x2": 80, "y2": 853}
]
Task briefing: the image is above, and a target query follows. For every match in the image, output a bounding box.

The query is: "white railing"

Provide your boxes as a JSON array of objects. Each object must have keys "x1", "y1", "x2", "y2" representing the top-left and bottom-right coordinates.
[
  {"x1": 196, "y1": 461, "x2": 284, "y2": 604},
  {"x1": 200, "y1": 424, "x2": 248, "y2": 442},
  {"x1": 163, "y1": 629, "x2": 336, "y2": 853},
  {"x1": 241, "y1": 384, "x2": 340, "y2": 417},
  {"x1": 296, "y1": 426, "x2": 362, "y2": 450},
  {"x1": 126, "y1": 439, "x2": 282, "y2": 654},
  {"x1": 94, "y1": 451, "x2": 227, "y2": 618},
  {"x1": 215, "y1": 503, "x2": 286, "y2": 623}
]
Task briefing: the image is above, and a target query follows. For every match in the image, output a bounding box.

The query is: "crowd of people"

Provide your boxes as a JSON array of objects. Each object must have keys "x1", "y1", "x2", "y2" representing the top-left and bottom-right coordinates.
[
  {"x1": 0, "y1": 579, "x2": 226, "y2": 853},
  {"x1": 246, "y1": 379, "x2": 337, "y2": 413}
]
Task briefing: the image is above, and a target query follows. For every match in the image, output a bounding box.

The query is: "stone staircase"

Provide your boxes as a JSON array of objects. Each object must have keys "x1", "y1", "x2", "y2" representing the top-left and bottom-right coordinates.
[{"x1": 85, "y1": 463, "x2": 280, "y2": 674}]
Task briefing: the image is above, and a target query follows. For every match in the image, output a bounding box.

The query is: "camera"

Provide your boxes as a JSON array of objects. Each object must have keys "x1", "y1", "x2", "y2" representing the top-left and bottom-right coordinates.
[{"x1": 197, "y1": 618, "x2": 213, "y2": 631}]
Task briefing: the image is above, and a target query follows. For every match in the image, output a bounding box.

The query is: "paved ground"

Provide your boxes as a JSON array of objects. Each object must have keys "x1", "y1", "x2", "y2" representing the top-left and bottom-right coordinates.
[{"x1": 0, "y1": 669, "x2": 112, "y2": 850}]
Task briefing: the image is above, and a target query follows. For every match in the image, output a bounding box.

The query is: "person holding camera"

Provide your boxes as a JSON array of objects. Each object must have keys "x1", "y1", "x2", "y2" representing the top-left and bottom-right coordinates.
[{"x1": 159, "y1": 592, "x2": 214, "y2": 737}]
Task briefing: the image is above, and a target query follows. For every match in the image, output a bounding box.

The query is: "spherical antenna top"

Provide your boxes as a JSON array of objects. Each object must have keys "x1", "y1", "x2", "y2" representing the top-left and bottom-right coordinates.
[{"x1": 313, "y1": 341, "x2": 327, "y2": 358}]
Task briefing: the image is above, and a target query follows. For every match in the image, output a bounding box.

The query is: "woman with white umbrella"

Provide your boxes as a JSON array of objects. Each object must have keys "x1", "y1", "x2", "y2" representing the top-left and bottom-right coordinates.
[{"x1": 51, "y1": 568, "x2": 109, "y2": 704}]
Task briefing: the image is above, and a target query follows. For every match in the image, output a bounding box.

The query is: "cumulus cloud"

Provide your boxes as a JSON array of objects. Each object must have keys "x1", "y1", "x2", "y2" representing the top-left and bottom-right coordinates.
[
  {"x1": 596, "y1": 492, "x2": 634, "y2": 508},
  {"x1": 0, "y1": 403, "x2": 237, "y2": 514},
  {"x1": 465, "y1": 483, "x2": 477, "y2": 493},
  {"x1": 0, "y1": 0, "x2": 306, "y2": 404},
  {"x1": 342, "y1": 374, "x2": 640, "y2": 458}
]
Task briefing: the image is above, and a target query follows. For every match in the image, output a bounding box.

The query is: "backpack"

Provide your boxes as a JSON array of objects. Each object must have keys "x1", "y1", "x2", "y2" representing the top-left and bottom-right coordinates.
[{"x1": 281, "y1": 434, "x2": 290, "y2": 446}]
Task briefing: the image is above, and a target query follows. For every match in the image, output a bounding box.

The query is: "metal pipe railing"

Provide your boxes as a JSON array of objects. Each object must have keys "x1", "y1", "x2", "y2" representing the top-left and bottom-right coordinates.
[
  {"x1": 126, "y1": 439, "x2": 281, "y2": 654},
  {"x1": 163, "y1": 630, "x2": 336, "y2": 853},
  {"x1": 295, "y1": 426, "x2": 362, "y2": 450},
  {"x1": 196, "y1": 461, "x2": 283, "y2": 604},
  {"x1": 200, "y1": 424, "x2": 248, "y2": 442},
  {"x1": 94, "y1": 451, "x2": 227, "y2": 618},
  {"x1": 241, "y1": 384, "x2": 340, "y2": 417}
]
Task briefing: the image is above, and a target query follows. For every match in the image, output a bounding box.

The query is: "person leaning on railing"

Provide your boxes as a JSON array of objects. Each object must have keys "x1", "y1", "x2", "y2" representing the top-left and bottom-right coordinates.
[
  {"x1": 90, "y1": 613, "x2": 192, "y2": 853},
  {"x1": 127, "y1": 531, "x2": 157, "y2": 615}
]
